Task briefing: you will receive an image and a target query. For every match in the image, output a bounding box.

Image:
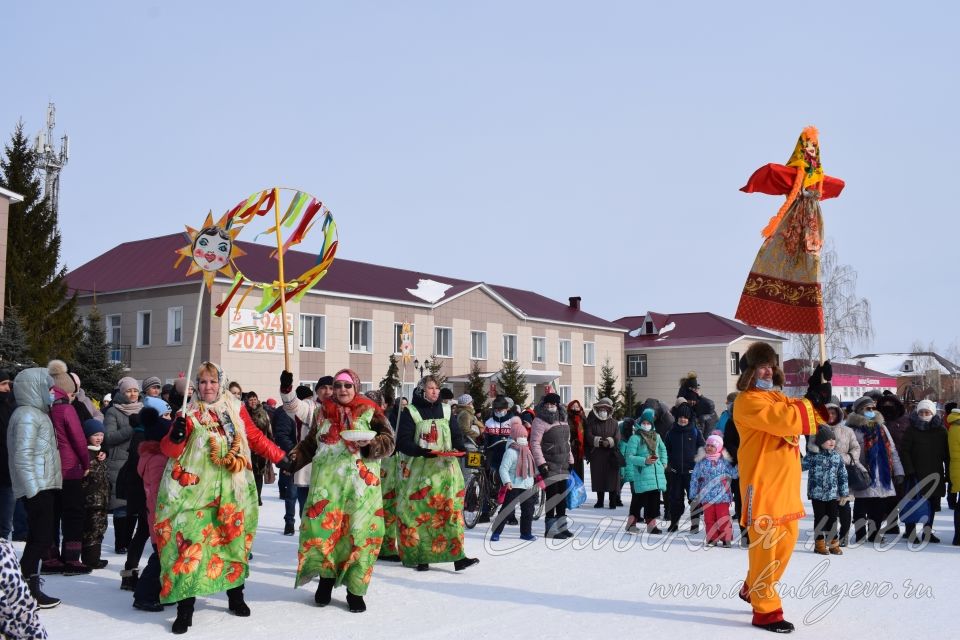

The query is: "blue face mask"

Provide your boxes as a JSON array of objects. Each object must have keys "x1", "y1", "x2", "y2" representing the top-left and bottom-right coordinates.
[
  {"x1": 864, "y1": 410, "x2": 876, "y2": 420},
  {"x1": 48, "y1": 391, "x2": 56, "y2": 406},
  {"x1": 755, "y1": 378, "x2": 774, "y2": 391}
]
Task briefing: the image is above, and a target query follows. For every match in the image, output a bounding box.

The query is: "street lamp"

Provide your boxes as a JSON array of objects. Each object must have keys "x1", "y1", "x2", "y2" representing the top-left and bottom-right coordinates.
[{"x1": 413, "y1": 358, "x2": 430, "y2": 379}]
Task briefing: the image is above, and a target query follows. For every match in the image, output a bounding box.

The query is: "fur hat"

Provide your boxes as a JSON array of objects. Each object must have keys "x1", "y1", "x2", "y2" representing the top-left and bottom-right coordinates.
[
  {"x1": 594, "y1": 397, "x2": 614, "y2": 410},
  {"x1": 492, "y1": 395, "x2": 510, "y2": 410},
  {"x1": 439, "y1": 387, "x2": 455, "y2": 401},
  {"x1": 47, "y1": 359, "x2": 77, "y2": 394},
  {"x1": 541, "y1": 392, "x2": 562, "y2": 406},
  {"x1": 735, "y1": 342, "x2": 784, "y2": 391},
  {"x1": 815, "y1": 426, "x2": 836, "y2": 447},
  {"x1": 295, "y1": 385, "x2": 313, "y2": 400},
  {"x1": 316, "y1": 375, "x2": 334, "y2": 388},
  {"x1": 142, "y1": 376, "x2": 162, "y2": 393}
]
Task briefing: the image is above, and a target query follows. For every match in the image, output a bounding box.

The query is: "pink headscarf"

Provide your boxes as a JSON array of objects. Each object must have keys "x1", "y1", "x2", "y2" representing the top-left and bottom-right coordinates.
[{"x1": 509, "y1": 418, "x2": 535, "y2": 479}]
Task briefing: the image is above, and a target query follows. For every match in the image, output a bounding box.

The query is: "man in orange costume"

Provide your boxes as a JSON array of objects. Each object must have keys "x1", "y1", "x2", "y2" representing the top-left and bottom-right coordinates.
[{"x1": 733, "y1": 342, "x2": 831, "y2": 633}]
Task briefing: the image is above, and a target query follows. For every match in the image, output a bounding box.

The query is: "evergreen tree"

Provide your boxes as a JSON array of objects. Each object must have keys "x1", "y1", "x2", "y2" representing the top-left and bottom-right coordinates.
[
  {"x1": 1, "y1": 122, "x2": 81, "y2": 362},
  {"x1": 497, "y1": 359, "x2": 529, "y2": 408},
  {"x1": 378, "y1": 354, "x2": 401, "y2": 405},
  {"x1": 0, "y1": 305, "x2": 33, "y2": 366},
  {"x1": 72, "y1": 307, "x2": 124, "y2": 399},
  {"x1": 621, "y1": 380, "x2": 638, "y2": 420},
  {"x1": 426, "y1": 356, "x2": 446, "y2": 386},
  {"x1": 466, "y1": 359, "x2": 488, "y2": 414},
  {"x1": 598, "y1": 357, "x2": 623, "y2": 416}
]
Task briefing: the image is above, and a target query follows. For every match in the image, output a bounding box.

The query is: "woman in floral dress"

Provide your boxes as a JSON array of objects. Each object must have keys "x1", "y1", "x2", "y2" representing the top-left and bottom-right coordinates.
[
  {"x1": 395, "y1": 376, "x2": 479, "y2": 572},
  {"x1": 157, "y1": 362, "x2": 290, "y2": 635},
  {"x1": 285, "y1": 369, "x2": 394, "y2": 613}
]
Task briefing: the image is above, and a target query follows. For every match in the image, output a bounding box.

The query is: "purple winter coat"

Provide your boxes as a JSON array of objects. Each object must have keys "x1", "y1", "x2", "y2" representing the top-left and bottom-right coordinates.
[{"x1": 51, "y1": 386, "x2": 90, "y2": 480}]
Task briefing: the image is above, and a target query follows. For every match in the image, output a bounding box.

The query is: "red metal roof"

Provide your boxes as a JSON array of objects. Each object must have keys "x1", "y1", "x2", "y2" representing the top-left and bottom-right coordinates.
[
  {"x1": 620, "y1": 311, "x2": 784, "y2": 349},
  {"x1": 783, "y1": 359, "x2": 890, "y2": 379},
  {"x1": 66, "y1": 233, "x2": 622, "y2": 330}
]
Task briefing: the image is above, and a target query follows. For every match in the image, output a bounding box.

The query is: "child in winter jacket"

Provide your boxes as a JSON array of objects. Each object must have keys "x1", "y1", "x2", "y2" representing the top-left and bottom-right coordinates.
[
  {"x1": 623, "y1": 410, "x2": 667, "y2": 534},
  {"x1": 80, "y1": 419, "x2": 110, "y2": 570},
  {"x1": 801, "y1": 426, "x2": 849, "y2": 555},
  {"x1": 131, "y1": 405, "x2": 171, "y2": 612},
  {"x1": 492, "y1": 419, "x2": 538, "y2": 542},
  {"x1": 690, "y1": 433, "x2": 738, "y2": 546}
]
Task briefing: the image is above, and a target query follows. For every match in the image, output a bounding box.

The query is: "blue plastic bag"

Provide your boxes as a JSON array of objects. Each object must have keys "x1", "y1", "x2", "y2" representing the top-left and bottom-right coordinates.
[
  {"x1": 566, "y1": 470, "x2": 587, "y2": 510},
  {"x1": 900, "y1": 481, "x2": 933, "y2": 526}
]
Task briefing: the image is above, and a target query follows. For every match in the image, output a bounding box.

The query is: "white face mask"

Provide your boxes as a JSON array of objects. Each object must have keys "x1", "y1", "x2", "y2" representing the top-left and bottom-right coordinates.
[
  {"x1": 919, "y1": 414, "x2": 933, "y2": 423},
  {"x1": 494, "y1": 410, "x2": 507, "y2": 418},
  {"x1": 596, "y1": 410, "x2": 609, "y2": 420},
  {"x1": 516, "y1": 437, "x2": 528, "y2": 446},
  {"x1": 639, "y1": 422, "x2": 653, "y2": 432}
]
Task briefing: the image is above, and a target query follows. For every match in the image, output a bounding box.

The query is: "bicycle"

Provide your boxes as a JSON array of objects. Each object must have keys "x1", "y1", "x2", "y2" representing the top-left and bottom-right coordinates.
[{"x1": 462, "y1": 439, "x2": 546, "y2": 529}]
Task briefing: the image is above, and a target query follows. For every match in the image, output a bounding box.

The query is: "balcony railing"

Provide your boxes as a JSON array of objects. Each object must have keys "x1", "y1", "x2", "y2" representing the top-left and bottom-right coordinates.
[{"x1": 108, "y1": 344, "x2": 132, "y2": 369}]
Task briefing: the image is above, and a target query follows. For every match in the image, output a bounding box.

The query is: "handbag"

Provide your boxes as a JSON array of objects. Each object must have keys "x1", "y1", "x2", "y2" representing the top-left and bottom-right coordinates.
[
  {"x1": 845, "y1": 464, "x2": 871, "y2": 492},
  {"x1": 566, "y1": 470, "x2": 587, "y2": 510},
  {"x1": 496, "y1": 484, "x2": 509, "y2": 505},
  {"x1": 612, "y1": 447, "x2": 626, "y2": 468},
  {"x1": 900, "y1": 479, "x2": 933, "y2": 526},
  {"x1": 263, "y1": 463, "x2": 277, "y2": 485}
]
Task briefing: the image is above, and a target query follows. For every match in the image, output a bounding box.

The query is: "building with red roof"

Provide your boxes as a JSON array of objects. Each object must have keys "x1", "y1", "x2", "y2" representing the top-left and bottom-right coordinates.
[
  {"x1": 66, "y1": 233, "x2": 625, "y2": 407},
  {"x1": 616, "y1": 311, "x2": 786, "y2": 409},
  {"x1": 782, "y1": 359, "x2": 897, "y2": 403}
]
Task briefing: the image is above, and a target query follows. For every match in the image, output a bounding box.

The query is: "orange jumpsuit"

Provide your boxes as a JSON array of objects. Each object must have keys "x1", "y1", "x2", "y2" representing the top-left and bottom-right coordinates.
[{"x1": 733, "y1": 389, "x2": 824, "y2": 625}]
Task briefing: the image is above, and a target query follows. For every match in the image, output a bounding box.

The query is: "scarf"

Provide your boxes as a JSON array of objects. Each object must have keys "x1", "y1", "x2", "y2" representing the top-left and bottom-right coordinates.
[
  {"x1": 319, "y1": 395, "x2": 382, "y2": 444},
  {"x1": 635, "y1": 426, "x2": 658, "y2": 455},
  {"x1": 705, "y1": 448, "x2": 722, "y2": 462},
  {"x1": 114, "y1": 399, "x2": 144, "y2": 417},
  {"x1": 510, "y1": 439, "x2": 535, "y2": 479},
  {"x1": 856, "y1": 422, "x2": 894, "y2": 490},
  {"x1": 568, "y1": 410, "x2": 585, "y2": 454}
]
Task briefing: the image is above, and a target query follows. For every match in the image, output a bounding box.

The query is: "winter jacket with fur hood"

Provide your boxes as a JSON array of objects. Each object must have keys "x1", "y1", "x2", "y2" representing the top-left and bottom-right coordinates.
[
  {"x1": 530, "y1": 403, "x2": 573, "y2": 477},
  {"x1": 50, "y1": 386, "x2": 90, "y2": 481},
  {"x1": 7, "y1": 368, "x2": 62, "y2": 499},
  {"x1": 691, "y1": 450, "x2": 738, "y2": 503}
]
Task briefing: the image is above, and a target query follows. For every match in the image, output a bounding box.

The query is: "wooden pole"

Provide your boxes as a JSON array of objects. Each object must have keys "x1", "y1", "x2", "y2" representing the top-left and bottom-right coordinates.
[
  {"x1": 273, "y1": 188, "x2": 291, "y2": 371},
  {"x1": 180, "y1": 281, "x2": 205, "y2": 416}
]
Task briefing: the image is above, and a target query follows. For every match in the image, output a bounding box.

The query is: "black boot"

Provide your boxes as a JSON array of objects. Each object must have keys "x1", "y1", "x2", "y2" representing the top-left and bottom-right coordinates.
[
  {"x1": 172, "y1": 598, "x2": 194, "y2": 634},
  {"x1": 283, "y1": 521, "x2": 295, "y2": 536},
  {"x1": 27, "y1": 575, "x2": 60, "y2": 609},
  {"x1": 314, "y1": 577, "x2": 335, "y2": 606},
  {"x1": 454, "y1": 557, "x2": 479, "y2": 571},
  {"x1": 227, "y1": 586, "x2": 250, "y2": 616},
  {"x1": 594, "y1": 492, "x2": 605, "y2": 508},
  {"x1": 346, "y1": 592, "x2": 366, "y2": 613},
  {"x1": 667, "y1": 521, "x2": 679, "y2": 533},
  {"x1": 120, "y1": 568, "x2": 139, "y2": 591},
  {"x1": 414, "y1": 563, "x2": 429, "y2": 571},
  {"x1": 753, "y1": 619, "x2": 795, "y2": 633},
  {"x1": 82, "y1": 544, "x2": 109, "y2": 570},
  {"x1": 113, "y1": 515, "x2": 130, "y2": 554}
]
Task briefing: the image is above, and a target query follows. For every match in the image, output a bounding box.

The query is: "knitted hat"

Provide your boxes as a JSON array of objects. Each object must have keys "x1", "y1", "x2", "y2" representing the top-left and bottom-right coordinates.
[
  {"x1": 143, "y1": 395, "x2": 172, "y2": 416},
  {"x1": 117, "y1": 377, "x2": 139, "y2": 396},
  {"x1": 815, "y1": 426, "x2": 836, "y2": 447},
  {"x1": 103, "y1": 393, "x2": 112, "y2": 403},
  {"x1": 917, "y1": 399, "x2": 937, "y2": 415},
  {"x1": 47, "y1": 359, "x2": 76, "y2": 394},
  {"x1": 264, "y1": 398, "x2": 277, "y2": 408},
  {"x1": 82, "y1": 419, "x2": 104, "y2": 438},
  {"x1": 519, "y1": 411, "x2": 535, "y2": 424},
  {"x1": 439, "y1": 387, "x2": 455, "y2": 401},
  {"x1": 0, "y1": 368, "x2": 13, "y2": 383},
  {"x1": 457, "y1": 394, "x2": 473, "y2": 406},
  {"x1": 852, "y1": 396, "x2": 876, "y2": 415},
  {"x1": 295, "y1": 385, "x2": 313, "y2": 400},
  {"x1": 142, "y1": 376, "x2": 162, "y2": 393},
  {"x1": 735, "y1": 342, "x2": 784, "y2": 391},
  {"x1": 706, "y1": 433, "x2": 724, "y2": 450},
  {"x1": 639, "y1": 407, "x2": 656, "y2": 425},
  {"x1": 316, "y1": 375, "x2": 334, "y2": 388},
  {"x1": 674, "y1": 403, "x2": 694, "y2": 421},
  {"x1": 541, "y1": 392, "x2": 562, "y2": 406},
  {"x1": 509, "y1": 419, "x2": 527, "y2": 440}
]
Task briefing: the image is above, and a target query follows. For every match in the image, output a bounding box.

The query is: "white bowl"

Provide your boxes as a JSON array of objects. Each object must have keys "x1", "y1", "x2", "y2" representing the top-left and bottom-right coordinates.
[{"x1": 340, "y1": 430, "x2": 376, "y2": 443}]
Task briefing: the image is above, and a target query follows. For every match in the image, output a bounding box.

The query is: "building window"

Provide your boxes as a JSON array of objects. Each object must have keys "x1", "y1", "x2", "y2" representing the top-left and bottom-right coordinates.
[
  {"x1": 394, "y1": 322, "x2": 414, "y2": 355},
  {"x1": 559, "y1": 385, "x2": 572, "y2": 404},
  {"x1": 400, "y1": 383, "x2": 414, "y2": 403},
  {"x1": 531, "y1": 337, "x2": 546, "y2": 364},
  {"x1": 583, "y1": 342, "x2": 596, "y2": 366},
  {"x1": 106, "y1": 314, "x2": 122, "y2": 363},
  {"x1": 167, "y1": 307, "x2": 183, "y2": 345},
  {"x1": 584, "y1": 385, "x2": 596, "y2": 409},
  {"x1": 627, "y1": 353, "x2": 648, "y2": 377},
  {"x1": 360, "y1": 382, "x2": 374, "y2": 393},
  {"x1": 559, "y1": 339, "x2": 572, "y2": 365},
  {"x1": 349, "y1": 319, "x2": 373, "y2": 353},
  {"x1": 300, "y1": 314, "x2": 326, "y2": 350},
  {"x1": 136, "y1": 311, "x2": 151, "y2": 348},
  {"x1": 434, "y1": 327, "x2": 453, "y2": 358},
  {"x1": 471, "y1": 331, "x2": 487, "y2": 360},
  {"x1": 730, "y1": 351, "x2": 740, "y2": 375},
  {"x1": 503, "y1": 334, "x2": 518, "y2": 361}
]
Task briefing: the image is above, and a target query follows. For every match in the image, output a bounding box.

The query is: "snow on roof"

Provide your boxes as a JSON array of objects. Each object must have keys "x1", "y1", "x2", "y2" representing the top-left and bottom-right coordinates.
[
  {"x1": 835, "y1": 353, "x2": 960, "y2": 377},
  {"x1": 406, "y1": 279, "x2": 452, "y2": 303}
]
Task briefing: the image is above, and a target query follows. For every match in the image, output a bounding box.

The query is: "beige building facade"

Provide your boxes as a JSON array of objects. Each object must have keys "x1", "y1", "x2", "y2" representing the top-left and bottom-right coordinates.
[{"x1": 0, "y1": 186, "x2": 25, "y2": 323}]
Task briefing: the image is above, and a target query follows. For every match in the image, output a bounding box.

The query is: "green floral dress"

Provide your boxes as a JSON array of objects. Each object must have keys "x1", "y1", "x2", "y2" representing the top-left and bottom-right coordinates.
[
  {"x1": 295, "y1": 404, "x2": 384, "y2": 596},
  {"x1": 396, "y1": 404, "x2": 466, "y2": 566},
  {"x1": 156, "y1": 399, "x2": 280, "y2": 603},
  {"x1": 379, "y1": 455, "x2": 400, "y2": 556}
]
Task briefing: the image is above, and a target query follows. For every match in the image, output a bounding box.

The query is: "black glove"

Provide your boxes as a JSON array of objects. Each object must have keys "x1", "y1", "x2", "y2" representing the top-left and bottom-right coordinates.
[
  {"x1": 280, "y1": 370, "x2": 294, "y2": 392},
  {"x1": 418, "y1": 447, "x2": 438, "y2": 458},
  {"x1": 128, "y1": 412, "x2": 141, "y2": 428},
  {"x1": 276, "y1": 455, "x2": 295, "y2": 473},
  {"x1": 538, "y1": 464, "x2": 550, "y2": 478},
  {"x1": 805, "y1": 360, "x2": 833, "y2": 407},
  {"x1": 894, "y1": 475, "x2": 904, "y2": 487},
  {"x1": 169, "y1": 416, "x2": 187, "y2": 444}
]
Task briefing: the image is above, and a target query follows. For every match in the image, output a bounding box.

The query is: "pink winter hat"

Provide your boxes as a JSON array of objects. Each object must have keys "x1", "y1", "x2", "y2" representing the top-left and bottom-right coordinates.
[{"x1": 706, "y1": 434, "x2": 724, "y2": 451}]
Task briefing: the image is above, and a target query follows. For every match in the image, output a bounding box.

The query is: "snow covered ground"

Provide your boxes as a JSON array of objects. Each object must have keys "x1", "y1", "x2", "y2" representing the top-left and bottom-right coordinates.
[{"x1": 21, "y1": 473, "x2": 957, "y2": 639}]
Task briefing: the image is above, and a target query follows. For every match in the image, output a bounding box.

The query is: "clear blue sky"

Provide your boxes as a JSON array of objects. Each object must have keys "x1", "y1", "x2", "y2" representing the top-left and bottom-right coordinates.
[{"x1": 3, "y1": 1, "x2": 957, "y2": 357}]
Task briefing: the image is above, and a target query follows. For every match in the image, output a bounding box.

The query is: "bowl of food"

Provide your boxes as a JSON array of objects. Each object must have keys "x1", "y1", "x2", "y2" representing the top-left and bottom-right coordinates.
[{"x1": 340, "y1": 430, "x2": 376, "y2": 443}]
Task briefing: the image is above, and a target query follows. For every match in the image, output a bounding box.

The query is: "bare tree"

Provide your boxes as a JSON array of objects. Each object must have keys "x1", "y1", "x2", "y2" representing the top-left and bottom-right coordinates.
[
  {"x1": 790, "y1": 240, "x2": 874, "y2": 363},
  {"x1": 910, "y1": 340, "x2": 942, "y2": 400}
]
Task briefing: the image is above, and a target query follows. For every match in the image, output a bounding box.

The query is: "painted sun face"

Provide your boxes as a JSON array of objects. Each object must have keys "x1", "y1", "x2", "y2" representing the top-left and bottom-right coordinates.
[{"x1": 193, "y1": 228, "x2": 231, "y2": 272}]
